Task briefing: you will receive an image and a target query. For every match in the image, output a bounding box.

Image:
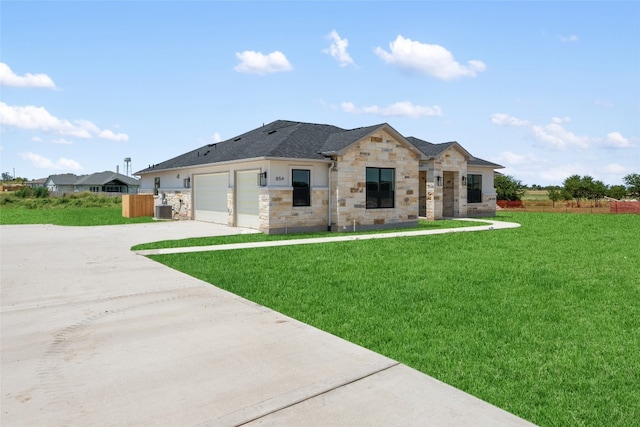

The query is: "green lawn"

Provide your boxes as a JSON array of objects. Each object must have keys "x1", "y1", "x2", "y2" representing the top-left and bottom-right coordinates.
[
  {"x1": 0, "y1": 206, "x2": 154, "y2": 226},
  {"x1": 148, "y1": 212, "x2": 640, "y2": 427}
]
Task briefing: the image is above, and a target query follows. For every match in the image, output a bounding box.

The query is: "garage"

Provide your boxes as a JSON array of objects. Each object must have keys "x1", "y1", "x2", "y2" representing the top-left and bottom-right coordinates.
[
  {"x1": 193, "y1": 173, "x2": 229, "y2": 224},
  {"x1": 235, "y1": 170, "x2": 260, "y2": 229}
]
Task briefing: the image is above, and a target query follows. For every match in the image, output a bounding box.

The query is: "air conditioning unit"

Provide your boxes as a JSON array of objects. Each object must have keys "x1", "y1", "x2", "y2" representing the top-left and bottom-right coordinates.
[{"x1": 155, "y1": 205, "x2": 172, "y2": 220}]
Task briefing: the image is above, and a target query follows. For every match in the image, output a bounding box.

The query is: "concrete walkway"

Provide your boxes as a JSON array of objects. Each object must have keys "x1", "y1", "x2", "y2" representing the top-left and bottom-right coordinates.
[
  {"x1": 136, "y1": 218, "x2": 520, "y2": 256},
  {"x1": 1, "y1": 220, "x2": 533, "y2": 427}
]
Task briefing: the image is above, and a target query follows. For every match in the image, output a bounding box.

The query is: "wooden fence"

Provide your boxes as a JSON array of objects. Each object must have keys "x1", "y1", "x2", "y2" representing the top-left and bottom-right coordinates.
[{"x1": 122, "y1": 194, "x2": 154, "y2": 218}]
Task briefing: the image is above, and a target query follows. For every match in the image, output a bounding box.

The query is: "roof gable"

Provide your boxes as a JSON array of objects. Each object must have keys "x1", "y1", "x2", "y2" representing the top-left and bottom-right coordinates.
[
  {"x1": 46, "y1": 174, "x2": 81, "y2": 185},
  {"x1": 75, "y1": 171, "x2": 140, "y2": 186},
  {"x1": 406, "y1": 137, "x2": 472, "y2": 160}
]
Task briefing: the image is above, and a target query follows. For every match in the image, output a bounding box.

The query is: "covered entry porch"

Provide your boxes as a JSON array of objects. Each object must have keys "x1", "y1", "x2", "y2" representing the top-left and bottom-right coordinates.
[{"x1": 418, "y1": 169, "x2": 467, "y2": 219}]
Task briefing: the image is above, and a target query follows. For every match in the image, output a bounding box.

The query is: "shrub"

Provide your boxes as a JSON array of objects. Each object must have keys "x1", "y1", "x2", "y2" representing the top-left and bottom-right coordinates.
[
  {"x1": 33, "y1": 187, "x2": 49, "y2": 198},
  {"x1": 14, "y1": 187, "x2": 33, "y2": 198}
]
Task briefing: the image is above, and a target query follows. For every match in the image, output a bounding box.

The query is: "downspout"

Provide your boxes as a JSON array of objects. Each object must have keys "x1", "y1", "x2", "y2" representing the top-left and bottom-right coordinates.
[{"x1": 328, "y1": 161, "x2": 335, "y2": 231}]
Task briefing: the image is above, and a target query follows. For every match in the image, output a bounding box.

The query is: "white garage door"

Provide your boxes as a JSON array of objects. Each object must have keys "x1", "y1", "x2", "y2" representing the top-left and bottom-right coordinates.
[
  {"x1": 194, "y1": 173, "x2": 228, "y2": 224},
  {"x1": 236, "y1": 170, "x2": 260, "y2": 229}
]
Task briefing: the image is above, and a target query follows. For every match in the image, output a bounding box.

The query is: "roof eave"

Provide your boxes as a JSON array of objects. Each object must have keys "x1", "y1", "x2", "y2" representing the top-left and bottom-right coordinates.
[{"x1": 136, "y1": 156, "x2": 332, "y2": 175}]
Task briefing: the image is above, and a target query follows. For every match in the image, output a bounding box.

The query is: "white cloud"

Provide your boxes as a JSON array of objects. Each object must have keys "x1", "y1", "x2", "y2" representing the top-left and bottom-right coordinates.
[
  {"x1": 492, "y1": 112, "x2": 635, "y2": 152},
  {"x1": 491, "y1": 113, "x2": 530, "y2": 127},
  {"x1": 20, "y1": 151, "x2": 82, "y2": 171},
  {"x1": 374, "y1": 35, "x2": 486, "y2": 80},
  {"x1": 561, "y1": 34, "x2": 579, "y2": 43},
  {"x1": 323, "y1": 30, "x2": 355, "y2": 67},
  {"x1": 97, "y1": 129, "x2": 129, "y2": 141},
  {"x1": 212, "y1": 132, "x2": 222, "y2": 143},
  {"x1": 1, "y1": 102, "x2": 92, "y2": 138},
  {"x1": 531, "y1": 121, "x2": 590, "y2": 150},
  {"x1": 32, "y1": 136, "x2": 43, "y2": 142},
  {"x1": 341, "y1": 101, "x2": 442, "y2": 118},
  {"x1": 602, "y1": 163, "x2": 628, "y2": 174},
  {"x1": 601, "y1": 132, "x2": 635, "y2": 148},
  {"x1": 0, "y1": 63, "x2": 56, "y2": 89},
  {"x1": 0, "y1": 102, "x2": 129, "y2": 141},
  {"x1": 234, "y1": 50, "x2": 292, "y2": 75},
  {"x1": 52, "y1": 138, "x2": 73, "y2": 145},
  {"x1": 493, "y1": 151, "x2": 544, "y2": 166}
]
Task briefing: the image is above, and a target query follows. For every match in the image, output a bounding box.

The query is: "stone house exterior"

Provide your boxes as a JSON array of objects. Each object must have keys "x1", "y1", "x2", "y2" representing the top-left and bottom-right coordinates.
[{"x1": 135, "y1": 120, "x2": 502, "y2": 234}]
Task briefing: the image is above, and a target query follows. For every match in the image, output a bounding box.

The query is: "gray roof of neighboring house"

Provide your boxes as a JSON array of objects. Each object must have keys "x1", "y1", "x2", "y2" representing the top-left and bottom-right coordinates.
[
  {"x1": 75, "y1": 171, "x2": 140, "y2": 186},
  {"x1": 47, "y1": 174, "x2": 82, "y2": 185},
  {"x1": 136, "y1": 120, "x2": 503, "y2": 174}
]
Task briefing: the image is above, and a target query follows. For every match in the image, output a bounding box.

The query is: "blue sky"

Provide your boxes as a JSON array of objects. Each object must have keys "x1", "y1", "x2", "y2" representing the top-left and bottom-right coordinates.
[{"x1": 1, "y1": 1, "x2": 638, "y2": 186}]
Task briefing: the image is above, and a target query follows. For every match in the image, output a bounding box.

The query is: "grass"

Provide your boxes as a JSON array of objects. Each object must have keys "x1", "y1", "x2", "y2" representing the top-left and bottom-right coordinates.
[
  {"x1": 0, "y1": 192, "x2": 155, "y2": 226},
  {"x1": 522, "y1": 189, "x2": 551, "y2": 201},
  {"x1": 147, "y1": 212, "x2": 640, "y2": 427},
  {"x1": 131, "y1": 218, "x2": 483, "y2": 250}
]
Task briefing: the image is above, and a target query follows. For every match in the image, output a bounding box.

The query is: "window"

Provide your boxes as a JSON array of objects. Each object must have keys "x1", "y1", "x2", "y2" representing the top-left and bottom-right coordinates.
[
  {"x1": 292, "y1": 169, "x2": 310, "y2": 206},
  {"x1": 183, "y1": 177, "x2": 191, "y2": 188},
  {"x1": 366, "y1": 167, "x2": 395, "y2": 209},
  {"x1": 467, "y1": 174, "x2": 482, "y2": 203}
]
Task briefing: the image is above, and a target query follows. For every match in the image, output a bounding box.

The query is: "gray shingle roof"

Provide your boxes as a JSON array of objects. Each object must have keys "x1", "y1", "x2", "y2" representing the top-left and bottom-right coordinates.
[
  {"x1": 47, "y1": 173, "x2": 82, "y2": 185},
  {"x1": 137, "y1": 120, "x2": 352, "y2": 174},
  {"x1": 136, "y1": 120, "x2": 503, "y2": 174},
  {"x1": 407, "y1": 136, "x2": 503, "y2": 168},
  {"x1": 406, "y1": 137, "x2": 458, "y2": 157},
  {"x1": 75, "y1": 171, "x2": 140, "y2": 186},
  {"x1": 320, "y1": 124, "x2": 385, "y2": 154},
  {"x1": 468, "y1": 158, "x2": 504, "y2": 168}
]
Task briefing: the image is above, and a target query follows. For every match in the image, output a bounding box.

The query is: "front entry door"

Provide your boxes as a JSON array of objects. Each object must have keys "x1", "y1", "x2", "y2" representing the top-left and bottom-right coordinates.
[{"x1": 443, "y1": 171, "x2": 454, "y2": 217}]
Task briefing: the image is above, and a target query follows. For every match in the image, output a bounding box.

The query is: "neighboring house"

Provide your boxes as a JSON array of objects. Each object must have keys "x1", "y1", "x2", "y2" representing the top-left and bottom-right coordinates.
[
  {"x1": 45, "y1": 173, "x2": 80, "y2": 193},
  {"x1": 135, "y1": 120, "x2": 503, "y2": 234},
  {"x1": 25, "y1": 178, "x2": 47, "y2": 188},
  {"x1": 44, "y1": 172, "x2": 140, "y2": 194}
]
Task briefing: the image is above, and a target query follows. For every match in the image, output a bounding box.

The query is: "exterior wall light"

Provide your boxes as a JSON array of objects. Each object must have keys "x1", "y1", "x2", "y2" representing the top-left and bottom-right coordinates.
[
  {"x1": 437, "y1": 175, "x2": 442, "y2": 186},
  {"x1": 462, "y1": 176, "x2": 467, "y2": 186},
  {"x1": 258, "y1": 171, "x2": 267, "y2": 186}
]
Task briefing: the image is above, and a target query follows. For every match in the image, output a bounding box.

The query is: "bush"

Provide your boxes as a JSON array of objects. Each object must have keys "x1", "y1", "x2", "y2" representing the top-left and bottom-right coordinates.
[
  {"x1": 33, "y1": 187, "x2": 49, "y2": 198},
  {"x1": 14, "y1": 187, "x2": 33, "y2": 198}
]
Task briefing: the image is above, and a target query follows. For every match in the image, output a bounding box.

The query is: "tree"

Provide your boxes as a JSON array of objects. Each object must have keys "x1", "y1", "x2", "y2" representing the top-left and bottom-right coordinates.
[
  {"x1": 547, "y1": 186, "x2": 563, "y2": 207},
  {"x1": 587, "y1": 179, "x2": 608, "y2": 207},
  {"x1": 623, "y1": 173, "x2": 640, "y2": 198},
  {"x1": 608, "y1": 185, "x2": 627, "y2": 200},
  {"x1": 563, "y1": 174, "x2": 588, "y2": 206},
  {"x1": 494, "y1": 175, "x2": 525, "y2": 201},
  {"x1": 1, "y1": 172, "x2": 13, "y2": 182}
]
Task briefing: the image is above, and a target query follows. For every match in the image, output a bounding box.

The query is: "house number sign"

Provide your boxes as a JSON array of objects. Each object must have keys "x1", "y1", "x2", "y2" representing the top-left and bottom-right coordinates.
[{"x1": 275, "y1": 176, "x2": 285, "y2": 181}]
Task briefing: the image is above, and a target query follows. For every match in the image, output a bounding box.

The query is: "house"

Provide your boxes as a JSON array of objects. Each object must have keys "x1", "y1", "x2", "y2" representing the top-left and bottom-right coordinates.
[
  {"x1": 44, "y1": 173, "x2": 79, "y2": 193},
  {"x1": 26, "y1": 178, "x2": 47, "y2": 188},
  {"x1": 135, "y1": 120, "x2": 502, "y2": 234},
  {"x1": 44, "y1": 171, "x2": 140, "y2": 194}
]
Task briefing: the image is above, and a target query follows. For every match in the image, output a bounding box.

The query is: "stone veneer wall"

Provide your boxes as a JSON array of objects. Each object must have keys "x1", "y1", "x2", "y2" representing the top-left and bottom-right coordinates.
[
  {"x1": 260, "y1": 188, "x2": 329, "y2": 234},
  {"x1": 152, "y1": 191, "x2": 192, "y2": 220},
  {"x1": 422, "y1": 165, "x2": 441, "y2": 220},
  {"x1": 466, "y1": 193, "x2": 497, "y2": 216},
  {"x1": 333, "y1": 131, "x2": 419, "y2": 231}
]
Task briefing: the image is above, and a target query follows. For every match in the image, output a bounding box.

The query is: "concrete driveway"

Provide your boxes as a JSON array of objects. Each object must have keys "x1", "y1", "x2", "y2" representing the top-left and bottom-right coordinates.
[{"x1": 1, "y1": 221, "x2": 534, "y2": 426}]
